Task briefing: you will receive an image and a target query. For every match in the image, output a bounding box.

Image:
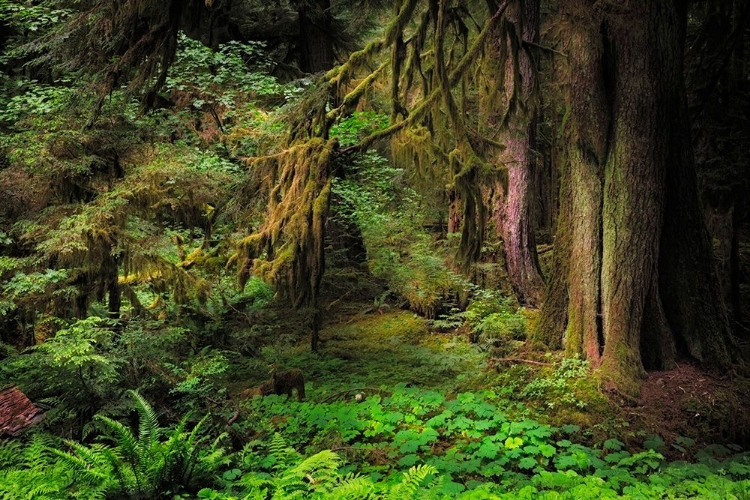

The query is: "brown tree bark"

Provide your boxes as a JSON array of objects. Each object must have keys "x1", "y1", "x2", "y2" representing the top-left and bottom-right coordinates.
[
  {"x1": 537, "y1": 0, "x2": 736, "y2": 395},
  {"x1": 491, "y1": 0, "x2": 545, "y2": 307},
  {"x1": 295, "y1": 0, "x2": 336, "y2": 73}
]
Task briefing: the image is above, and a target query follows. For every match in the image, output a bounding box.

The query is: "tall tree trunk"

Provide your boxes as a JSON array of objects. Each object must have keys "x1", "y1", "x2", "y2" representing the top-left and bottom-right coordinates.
[
  {"x1": 689, "y1": 0, "x2": 749, "y2": 331},
  {"x1": 492, "y1": 0, "x2": 545, "y2": 307},
  {"x1": 296, "y1": 0, "x2": 335, "y2": 73},
  {"x1": 538, "y1": 0, "x2": 736, "y2": 395}
]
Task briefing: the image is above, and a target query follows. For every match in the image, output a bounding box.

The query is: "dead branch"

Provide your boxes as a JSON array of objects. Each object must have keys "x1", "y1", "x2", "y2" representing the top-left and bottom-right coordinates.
[{"x1": 489, "y1": 357, "x2": 553, "y2": 367}]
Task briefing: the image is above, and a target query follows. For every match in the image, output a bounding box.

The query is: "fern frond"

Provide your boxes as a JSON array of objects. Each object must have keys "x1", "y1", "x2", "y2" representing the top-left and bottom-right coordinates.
[
  {"x1": 386, "y1": 464, "x2": 438, "y2": 499},
  {"x1": 186, "y1": 413, "x2": 209, "y2": 447},
  {"x1": 23, "y1": 480, "x2": 65, "y2": 498},
  {"x1": 50, "y1": 441, "x2": 113, "y2": 489},
  {"x1": 0, "y1": 440, "x2": 25, "y2": 468},
  {"x1": 95, "y1": 415, "x2": 139, "y2": 460},
  {"x1": 155, "y1": 416, "x2": 194, "y2": 487},
  {"x1": 198, "y1": 431, "x2": 230, "y2": 473},
  {"x1": 100, "y1": 446, "x2": 132, "y2": 493},
  {"x1": 268, "y1": 432, "x2": 301, "y2": 472},
  {"x1": 0, "y1": 466, "x2": 68, "y2": 499},
  {"x1": 23, "y1": 433, "x2": 61, "y2": 469},
  {"x1": 129, "y1": 389, "x2": 161, "y2": 446},
  {"x1": 268, "y1": 433, "x2": 288, "y2": 458},
  {"x1": 328, "y1": 473, "x2": 376, "y2": 499},
  {"x1": 292, "y1": 449, "x2": 341, "y2": 482},
  {"x1": 237, "y1": 471, "x2": 274, "y2": 495},
  {"x1": 275, "y1": 449, "x2": 341, "y2": 496}
]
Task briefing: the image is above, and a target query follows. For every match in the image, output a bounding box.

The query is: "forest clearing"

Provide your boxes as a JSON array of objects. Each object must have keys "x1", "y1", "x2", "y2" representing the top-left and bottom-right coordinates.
[{"x1": 1, "y1": 0, "x2": 750, "y2": 498}]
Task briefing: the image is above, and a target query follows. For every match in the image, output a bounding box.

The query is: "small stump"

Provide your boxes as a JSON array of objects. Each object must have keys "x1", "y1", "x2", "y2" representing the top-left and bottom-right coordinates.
[{"x1": 0, "y1": 386, "x2": 44, "y2": 436}]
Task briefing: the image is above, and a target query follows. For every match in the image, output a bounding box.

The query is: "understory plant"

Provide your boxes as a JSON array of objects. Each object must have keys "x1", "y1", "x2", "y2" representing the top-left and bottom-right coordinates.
[
  {"x1": 332, "y1": 142, "x2": 467, "y2": 318},
  {"x1": 228, "y1": 387, "x2": 750, "y2": 499},
  {"x1": 2, "y1": 388, "x2": 749, "y2": 498},
  {"x1": 0, "y1": 391, "x2": 226, "y2": 499}
]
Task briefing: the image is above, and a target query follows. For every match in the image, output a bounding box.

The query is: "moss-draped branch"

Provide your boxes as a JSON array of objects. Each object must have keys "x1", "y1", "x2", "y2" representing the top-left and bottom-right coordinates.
[{"x1": 234, "y1": 0, "x2": 522, "y2": 326}]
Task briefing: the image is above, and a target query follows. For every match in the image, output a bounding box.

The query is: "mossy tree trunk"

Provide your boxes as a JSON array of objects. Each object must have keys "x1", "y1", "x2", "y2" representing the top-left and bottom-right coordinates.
[
  {"x1": 488, "y1": 0, "x2": 545, "y2": 307},
  {"x1": 537, "y1": 0, "x2": 736, "y2": 395}
]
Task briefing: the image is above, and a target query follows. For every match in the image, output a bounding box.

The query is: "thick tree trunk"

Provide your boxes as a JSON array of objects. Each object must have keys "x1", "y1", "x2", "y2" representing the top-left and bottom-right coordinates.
[
  {"x1": 597, "y1": 1, "x2": 676, "y2": 389},
  {"x1": 296, "y1": 0, "x2": 335, "y2": 73},
  {"x1": 538, "y1": 0, "x2": 607, "y2": 360},
  {"x1": 539, "y1": 0, "x2": 736, "y2": 395},
  {"x1": 493, "y1": 0, "x2": 545, "y2": 307}
]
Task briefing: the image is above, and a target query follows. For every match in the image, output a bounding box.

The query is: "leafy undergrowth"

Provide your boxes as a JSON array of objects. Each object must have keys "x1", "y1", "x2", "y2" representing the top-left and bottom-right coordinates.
[
  {"x1": 3, "y1": 387, "x2": 749, "y2": 499},
  {"x1": 211, "y1": 309, "x2": 750, "y2": 499},
  {"x1": 216, "y1": 389, "x2": 750, "y2": 499},
  {"x1": 234, "y1": 308, "x2": 613, "y2": 435},
  {"x1": 2, "y1": 309, "x2": 750, "y2": 498}
]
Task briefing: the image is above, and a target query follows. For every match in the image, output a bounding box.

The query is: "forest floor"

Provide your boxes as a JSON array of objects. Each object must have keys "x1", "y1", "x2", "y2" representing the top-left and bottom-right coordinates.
[
  {"x1": 635, "y1": 361, "x2": 750, "y2": 457},
  {"x1": 244, "y1": 300, "x2": 750, "y2": 458}
]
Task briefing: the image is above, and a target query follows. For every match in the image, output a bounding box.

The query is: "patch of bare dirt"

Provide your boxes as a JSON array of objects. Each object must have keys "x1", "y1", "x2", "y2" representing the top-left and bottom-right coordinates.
[{"x1": 625, "y1": 360, "x2": 750, "y2": 457}]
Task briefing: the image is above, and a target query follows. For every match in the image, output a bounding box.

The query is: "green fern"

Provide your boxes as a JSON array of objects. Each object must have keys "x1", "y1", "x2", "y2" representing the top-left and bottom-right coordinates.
[
  {"x1": 327, "y1": 473, "x2": 376, "y2": 499},
  {"x1": 268, "y1": 432, "x2": 302, "y2": 472},
  {"x1": 132, "y1": 389, "x2": 161, "y2": 447},
  {"x1": 40, "y1": 391, "x2": 224, "y2": 498},
  {"x1": 50, "y1": 441, "x2": 115, "y2": 491},
  {"x1": 386, "y1": 464, "x2": 439, "y2": 499},
  {"x1": 0, "y1": 434, "x2": 73, "y2": 499},
  {"x1": 275, "y1": 449, "x2": 342, "y2": 497},
  {"x1": 0, "y1": 439, "x2": 24, "y2": 469}
]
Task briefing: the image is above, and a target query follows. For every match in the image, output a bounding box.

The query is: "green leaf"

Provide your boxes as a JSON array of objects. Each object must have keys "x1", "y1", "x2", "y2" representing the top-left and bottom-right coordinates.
[
  {"x1": 603, "y1": 438, "x2": 625, "y2": 451},
  {"x1": 398, "y1": 454, "x2": 419, "y2": 467},
  {"x1": 538, "y1": 443, "x2": 556, "y2": 458},
  {"x1": 605, "y1": 450, "x2": 631, "y2": 464},
  {"x1": 505, "y1": 437, "x2": 523, "y2": 450},
  {"x1": 644, "y1": 434, "x2": 665, "y2": 451},
  {"x1": 475, "y1": 440, "x2": 499, "y2": 459},
  {"x1": 555, "y1": 454, "x2": 582, "y2": 470}
]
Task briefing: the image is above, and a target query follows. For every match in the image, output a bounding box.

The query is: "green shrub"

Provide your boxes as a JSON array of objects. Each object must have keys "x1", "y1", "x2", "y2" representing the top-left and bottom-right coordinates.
[{"x1": 332, "y1": 148, "x2": 467, "y2": 318}]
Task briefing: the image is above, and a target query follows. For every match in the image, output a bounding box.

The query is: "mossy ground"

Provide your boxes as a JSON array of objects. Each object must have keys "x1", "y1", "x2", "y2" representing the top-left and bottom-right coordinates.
[
  {"x1": 228, "y1": 305, "x2": 628, "y2": 441},
  {"x1": 226, "y1": 302, "x2": 750, "y2": 456}
]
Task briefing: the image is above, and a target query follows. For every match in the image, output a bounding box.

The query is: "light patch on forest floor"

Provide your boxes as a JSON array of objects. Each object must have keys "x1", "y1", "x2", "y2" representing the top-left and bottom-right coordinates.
[
  {"x1": 226, "y1": 307, "x2": 484, "y2": 399},
  {"x1": 232, "y1": 302, "x2": 750, "y2": 454},
  {"x1": 307, "y1": 309, "x2": 485, "y2": 392}
]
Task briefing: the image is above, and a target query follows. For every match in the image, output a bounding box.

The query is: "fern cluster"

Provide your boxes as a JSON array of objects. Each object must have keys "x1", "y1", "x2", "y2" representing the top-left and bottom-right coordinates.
[
  {"x1": 199, "y1": 433, "x2": 442, "y2": 499},
  {"x1": 0, "y1": 391, "x2": 227, "y2": 499},
  {"x1": 0, "y1": 434, "x2": 77, "y2": 499}
]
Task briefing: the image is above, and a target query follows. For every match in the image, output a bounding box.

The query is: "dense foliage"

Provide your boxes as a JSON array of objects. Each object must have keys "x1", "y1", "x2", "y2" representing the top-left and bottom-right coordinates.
[
  {"x1": 1, "y1": 0, "x2": 749, "y2": 498},
  {"x1": 2, "y1": 387, "x2": 749, "y2": 498}
]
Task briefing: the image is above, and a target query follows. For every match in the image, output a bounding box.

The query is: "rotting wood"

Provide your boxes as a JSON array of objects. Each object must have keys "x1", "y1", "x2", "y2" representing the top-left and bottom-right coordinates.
[{"x1": 0, "y1": 386, "x2": 44, "y2": 436}]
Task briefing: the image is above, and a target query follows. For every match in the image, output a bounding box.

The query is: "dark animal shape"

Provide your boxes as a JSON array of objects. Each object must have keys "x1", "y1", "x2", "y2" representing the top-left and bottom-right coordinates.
[
  {"x1": 270, "y1": 368, "x2": 306, "y2": 401},
  {"x1": 241, "y1": 368, "x2": 306, "y2": 401}
]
